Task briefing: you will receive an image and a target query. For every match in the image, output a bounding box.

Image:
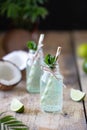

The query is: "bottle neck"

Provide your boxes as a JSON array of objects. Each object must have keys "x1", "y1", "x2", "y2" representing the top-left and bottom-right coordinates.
[
  {"x1": 42, "y1": 63, "x2": 60, "y2": 75},
  {"x1": 51, "y1": 63, "x2": 60, "y2": 75},
  {"x1": 27, "y1": 49, "x2": 36, "y2": 60}
]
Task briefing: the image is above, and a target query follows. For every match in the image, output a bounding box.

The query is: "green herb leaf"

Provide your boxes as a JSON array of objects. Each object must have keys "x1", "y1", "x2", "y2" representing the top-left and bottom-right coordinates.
[
  {"x1": 0, "y1": 114, "x2": 29, "y2": 130},
  {"x1": 27, "y1": 41, "x2": 37, "y2": 50},
  {"x1": 44, "y1": 54, "x2": 56, "y2": 69}
]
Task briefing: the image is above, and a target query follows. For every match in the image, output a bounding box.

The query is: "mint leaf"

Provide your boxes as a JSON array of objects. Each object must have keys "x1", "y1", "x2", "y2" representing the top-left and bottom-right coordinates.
[
  {"x1": 27, "y1": 41, "x2": 37, "y2": 50},
  {"x1": 44, "y1": 54, "x2": 56, "y2": 69}
]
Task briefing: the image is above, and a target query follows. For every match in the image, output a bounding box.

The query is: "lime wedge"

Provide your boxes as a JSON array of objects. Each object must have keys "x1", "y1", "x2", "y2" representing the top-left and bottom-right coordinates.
[
  {"x1": 10, "y1": 98, "x2": 24, "y2": 113},
  {"x1": 70, "y1": 88, "x2": 86, "y2": 102}
]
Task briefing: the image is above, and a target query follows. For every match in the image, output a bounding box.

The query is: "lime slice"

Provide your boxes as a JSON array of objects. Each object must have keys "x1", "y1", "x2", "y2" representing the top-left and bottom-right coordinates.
[
  {"x1": 10, "y1": 98, "x2": 24, "y2": 113},
  {"x1": 70, "y1": 88, "x2": 86, "y2": 102}
]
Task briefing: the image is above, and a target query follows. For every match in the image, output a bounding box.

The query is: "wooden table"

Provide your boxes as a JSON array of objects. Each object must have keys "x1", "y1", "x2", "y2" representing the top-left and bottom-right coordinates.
[{"x1": 0, "y1": 31, "x2": 87, "y2": 130}]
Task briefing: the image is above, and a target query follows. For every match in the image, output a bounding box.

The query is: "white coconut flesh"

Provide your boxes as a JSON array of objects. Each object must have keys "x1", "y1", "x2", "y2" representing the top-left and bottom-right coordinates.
[
  {"x1": 0, "y1": 61, "x2": 22, "y2": 86},
  {"x1": 3, "y1": 50, "x2": 28, "y2": 70}
]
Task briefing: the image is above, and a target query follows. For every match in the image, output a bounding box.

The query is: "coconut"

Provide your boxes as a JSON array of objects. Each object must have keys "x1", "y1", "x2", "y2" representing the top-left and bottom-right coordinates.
[
  {"x1": 3, "y1": 50, "x2": 28, "y2": 70},
  {"x1": 0, "y1": 60, "x2": 22, "y2": 90}
]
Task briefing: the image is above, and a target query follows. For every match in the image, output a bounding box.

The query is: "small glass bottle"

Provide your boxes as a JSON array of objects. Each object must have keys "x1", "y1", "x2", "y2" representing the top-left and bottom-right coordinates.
[
  {"x1": 26, "y1": 49, "x2": 43, "y2": 93},
  {"x1": 40, "y1": 63, "x2": 63, "y2": 112}
]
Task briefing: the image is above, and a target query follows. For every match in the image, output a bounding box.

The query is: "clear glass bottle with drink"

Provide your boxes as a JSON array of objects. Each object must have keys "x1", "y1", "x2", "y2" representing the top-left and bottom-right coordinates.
[
  {"x1": 26, "y1": 34, "x2": 44, "y2": 93},
  {"x1": 40, "y1": 47, "x2": 63, "y2": 112}
]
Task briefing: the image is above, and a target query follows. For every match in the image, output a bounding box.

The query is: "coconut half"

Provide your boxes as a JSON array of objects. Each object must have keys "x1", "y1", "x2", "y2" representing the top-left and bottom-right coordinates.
[
  {"x1": 0, "y1": 60, "x2": 22, "y2": 90},
  {"x1": 3, "y1": 50, "x2": 28, "y2": 70}
]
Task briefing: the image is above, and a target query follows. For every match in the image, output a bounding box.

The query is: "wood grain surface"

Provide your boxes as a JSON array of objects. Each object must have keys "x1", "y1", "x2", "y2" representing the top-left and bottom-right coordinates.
[
  {"x1": 73, "y1": 31, "x2": 87, "y2": 123},
  {"x1": 0, "y1": 31, "x2": 87, "y2": 130}
]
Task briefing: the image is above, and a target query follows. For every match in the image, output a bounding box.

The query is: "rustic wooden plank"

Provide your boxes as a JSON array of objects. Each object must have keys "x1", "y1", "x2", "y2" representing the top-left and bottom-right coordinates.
[
  {"x1": 0, "y1": 31, "x2": 86, "y2": 130},
  {"x1": 73, "y1": 31, "x2": 87, "y2": 120},
  {"x1": 43, "y1": 31, "x2": 71, "y2": 55}
]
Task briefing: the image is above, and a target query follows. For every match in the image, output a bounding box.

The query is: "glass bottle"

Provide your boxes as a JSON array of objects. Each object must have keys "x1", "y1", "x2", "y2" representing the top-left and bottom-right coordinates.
[
  {"x1": 26, "y1": 49, "x2": 43, "y2": 93},
  {"x1": 40, "y1": 63, "x2": 63, "y2": 112}
]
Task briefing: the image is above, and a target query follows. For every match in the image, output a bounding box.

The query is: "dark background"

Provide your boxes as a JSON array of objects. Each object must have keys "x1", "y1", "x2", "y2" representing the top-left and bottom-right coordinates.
[
  {"x1": 1, "y1": 0, "x2": 87, "y2": 31},
  {"x1": 39, "y1": 0, "x2": 87, "y2": 30}
]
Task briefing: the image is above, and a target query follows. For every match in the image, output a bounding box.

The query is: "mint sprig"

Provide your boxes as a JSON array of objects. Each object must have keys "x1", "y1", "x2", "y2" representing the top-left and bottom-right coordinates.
[
  {"x1": 44, "y1": 54, "x2": 56, "y2": 69},
  {"x1": 27, "y1": 41, "x2": 37, "y2": 50}
]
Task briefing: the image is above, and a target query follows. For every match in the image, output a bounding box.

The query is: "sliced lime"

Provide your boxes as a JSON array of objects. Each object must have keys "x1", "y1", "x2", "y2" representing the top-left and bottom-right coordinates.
[
  {"x1": 70, "y1": 88, "x2": 86, "y2": 102},
  {"x1": 10, "y1": 98, "x2": 24, "y2": 113}
]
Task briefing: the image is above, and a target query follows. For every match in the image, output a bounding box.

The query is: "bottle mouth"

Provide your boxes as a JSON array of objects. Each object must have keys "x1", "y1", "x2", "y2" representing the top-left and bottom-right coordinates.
[
  {"x1": 29, "y1": 49, "x2": 36, "y2": 54},
  {"x1": 41, "y1": 62, "x2": 59, "y2": 75}
]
